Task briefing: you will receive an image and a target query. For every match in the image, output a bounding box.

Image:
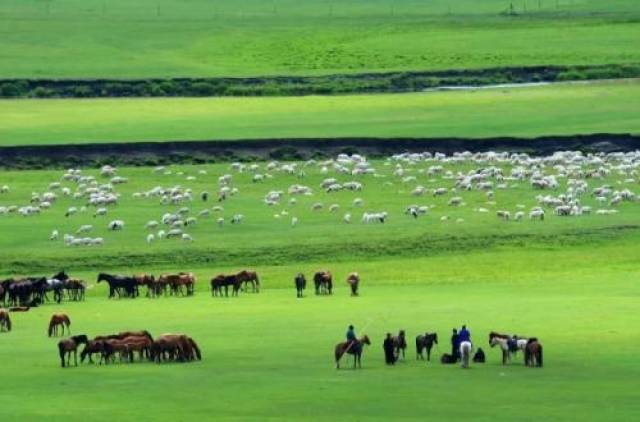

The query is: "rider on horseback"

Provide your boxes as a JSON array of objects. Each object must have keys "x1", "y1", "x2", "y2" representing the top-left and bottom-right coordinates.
[{"x1": 346, "y1": 325, "x2": 357, "y2": 349}]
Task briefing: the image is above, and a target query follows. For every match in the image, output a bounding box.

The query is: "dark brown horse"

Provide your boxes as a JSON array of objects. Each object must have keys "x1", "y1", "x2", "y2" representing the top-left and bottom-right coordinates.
[
  {"x1": 346, "y1": 272, "x2": 360, "y2": 296},
  {"x1": 0, "y1": 309, "x2": 11, "y2": 332},
  {"x1": 210, "y1": 274, "x2": 241, "y2": 297},
  {"x1": 314, "y1": 271, "x2": 332, "y2": 295},
  {"x1": 134, "y1": 274, "x2": 156, "y2": 297},
  {"x1": 58, "y1": 335, "x2": 88, "y2": 367},
  {"x1": 151, "y1": 334, "x2": 189, "y2": 362},
  {"x1": 335, "y1": 335, "x2": 371, "y2": 369},
  {"x1": 80, "y1": 340, "x2": 109, "y2": 364},
  {"x1": 392, "y1": 330, "x2": 407, "y2": 359},
  {"x1": 524, "y1": 338, "x2": 543, "y2": 367},
  {"x1": 294, "y1": 273, "x2": 306, "y2": 298},
  {"x1": 48, "y1": 313, "x2": 71, "y2": 337},
  {"x1": 236, "y1": 270, "x2": 260, "y2": 293},
  {"x1": 416, "y1": 332, "x2": 438, "y2": 361}
]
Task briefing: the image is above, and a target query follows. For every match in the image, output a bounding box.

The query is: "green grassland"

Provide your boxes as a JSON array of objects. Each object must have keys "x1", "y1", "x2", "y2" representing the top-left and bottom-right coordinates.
[
  {"x1": 1, "y1": 0, "x2": 639, "y2": 79},
  {"x1": 1, "y1": 79, "x2": 639, "y2": 146},
  {"x1": 1, "y1": 156, "x2": 640, "y2": 420},
  {"x1": 0, "y1": 241, "x2": 638, "y2": 420}
]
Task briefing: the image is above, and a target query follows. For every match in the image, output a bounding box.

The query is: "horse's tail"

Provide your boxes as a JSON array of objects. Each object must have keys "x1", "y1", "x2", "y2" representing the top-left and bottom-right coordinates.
[
  {"x1": 190, "y1": 338, "x2": 201, "y2": 360},
  {"x1": 538, "y1": 345, "x2": 543, "y2": 367},
  {"x1": 58, "y1": 342, "x2": 66, "y2": 367},
  {"x1": 64, "y1": 315, "x2": 71, "y2": 329}
]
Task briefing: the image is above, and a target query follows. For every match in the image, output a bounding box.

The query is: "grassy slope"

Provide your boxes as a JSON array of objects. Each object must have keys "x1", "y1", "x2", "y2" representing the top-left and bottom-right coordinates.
[
  {"x1": 0, "y1": 244, "x2": 638, "y2": 421},
  {"x1": 1, "y1": 0, "x2": 639, "y2": 78},
  {"x1": 1, "y1": 80, "x2": 639, "y2": 146}
]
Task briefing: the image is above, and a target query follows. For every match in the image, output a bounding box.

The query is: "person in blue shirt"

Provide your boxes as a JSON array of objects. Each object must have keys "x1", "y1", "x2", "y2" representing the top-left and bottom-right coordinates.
[
  {"x1": 346, "y1": 325, "x2": 356, "y2": 343},
  {"x1": 458, "y1": 325, "x2": 471, "y2": 344}
]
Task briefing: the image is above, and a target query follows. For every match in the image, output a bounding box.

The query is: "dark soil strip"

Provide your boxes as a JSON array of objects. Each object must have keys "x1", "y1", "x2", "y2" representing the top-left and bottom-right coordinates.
[
  {"x1": 1, "y1": 134, "x2": 638, "y2": 170},
  {"x1": 1, "y1": 64, "x2": 639, "y2": 98}
]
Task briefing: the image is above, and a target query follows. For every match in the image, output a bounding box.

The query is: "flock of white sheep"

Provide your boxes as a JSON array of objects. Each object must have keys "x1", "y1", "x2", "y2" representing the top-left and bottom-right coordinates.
[{"x1": 0, "y1": 150, "x2": 638, "y2": 247}]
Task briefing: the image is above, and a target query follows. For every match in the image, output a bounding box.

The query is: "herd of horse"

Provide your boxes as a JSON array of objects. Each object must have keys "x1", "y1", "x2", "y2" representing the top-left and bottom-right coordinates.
[
  {"x1": 56, "y1": 329, "x2": 200, "y2": 367},
  {"x1": 334, "y1": 330, "x2": 543, "y2": 369},
  {"x1": 0, "y1": 271, "x2": 85, "y2": 306},
  {"x1": 294, "y1": 271, "x2": 360, "y2": 297}
]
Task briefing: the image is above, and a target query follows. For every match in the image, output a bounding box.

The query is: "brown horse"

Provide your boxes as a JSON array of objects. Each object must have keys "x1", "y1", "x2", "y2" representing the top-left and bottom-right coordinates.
[
  {"x1": 80, "y1": 340, "x2": 109, "y2": 364},
  {"x1": 48, "y1": 313, "x2": 71, "y2": 337},
  {"x1": 236, "y1": 270, "x2": 260, "y2": 293},
  {"x1": 57, "y1": 335, "x2": 88, "y2": 367},
  {"x1": 101, "y1": 339, "x2": 132, "y2": 363},
  {"x1": 134, "y1": 274, "x2": 156, "y2": 297},
  {"x1": 210, "y1": 274, "x2": 241, "y2": 297},
  {"x1": 151, "y1": 334, "x2": 185, "y2": 362},
  {"x1": 121, "y1": 336, "x2": 153, "y2": 361},
  {"x1": 314, "y1": 271, "x2": 333, "y2": 295},
  {"x1": 0, "y1": 309, "x2": 11, "y2": 332},
  {"x1": 160, "y1": 273, "x2": 196, "y2": 296},
  {"x1": 335, "y1": 335, "x2": 371, "y2": 369},
  {"x1": 392, "y1": 330, "x2": 407, "y2": 359},
  {"x1": 346, "y1": 272, "x2": 360, "y2": 296},
  {"x1": 524, "y1": 338, "x2": 543, "y2": 367}
]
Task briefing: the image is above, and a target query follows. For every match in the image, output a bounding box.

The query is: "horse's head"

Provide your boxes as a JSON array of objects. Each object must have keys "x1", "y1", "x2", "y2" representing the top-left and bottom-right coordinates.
[
  {"x1": 96, "y1": 273, "x2": 105, "y2": 283},
  {"x1": 432, "y1": 333, "x2": 438, "y2": 344},
  {"x1": 53, "y1": 270, "x2": 68, "y2": 281},
  {"x1": 399, "y1": 329, "x2": 405, "y2": 337},
  {"x1": 361, "y1": 335, "x2": 371, "y2": 345}
]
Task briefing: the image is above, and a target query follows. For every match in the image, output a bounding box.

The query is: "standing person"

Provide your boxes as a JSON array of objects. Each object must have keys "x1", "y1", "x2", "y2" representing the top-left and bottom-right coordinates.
[
  {"x1": 459, "y1": 325, "x2": 471, "y2": 345},
  {"x1": 383, "y1": 333, "x2": 396, "y2": 365},
  {"x1": 451, "y1": 328, "x2": 460, "y2": 361}
]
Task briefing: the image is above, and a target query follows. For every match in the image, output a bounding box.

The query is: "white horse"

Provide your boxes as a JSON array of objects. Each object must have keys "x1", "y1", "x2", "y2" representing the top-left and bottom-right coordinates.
[
  {"x1": 460, "y1": 341, "x2": 472, "y2": 368},
  {"x1": 489, "y1": 335, "x2": 528, "y2": 364}
]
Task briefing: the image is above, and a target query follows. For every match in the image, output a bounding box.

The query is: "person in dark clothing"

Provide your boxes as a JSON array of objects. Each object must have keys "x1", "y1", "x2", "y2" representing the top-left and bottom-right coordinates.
[
  {"x1": 383, "y1": 333, "x2": 396, "y2": 365},
  {"x1": 473, "y1": 347, "x2": 486, "y2": 363},
  {"x1": 451, "y1": 328, "x2": 460, "y2": 361}
]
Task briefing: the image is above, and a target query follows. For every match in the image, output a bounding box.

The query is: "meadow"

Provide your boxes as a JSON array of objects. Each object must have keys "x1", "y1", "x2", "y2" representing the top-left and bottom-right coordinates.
[
  {"x1": 1, "y1": 152, "x2": 640, "y2": 420},
  {"x1": 1, "y1": 0, "x2": 639, "y2": 79},
  {"x1": 1, "y1": 79, "x2": 639, "y2": 146}
]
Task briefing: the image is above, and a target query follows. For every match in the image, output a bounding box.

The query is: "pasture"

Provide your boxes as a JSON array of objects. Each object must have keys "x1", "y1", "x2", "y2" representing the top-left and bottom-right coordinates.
[
  {"x1": 1, "y1": 79, "x2": 639, "y2": 146},
  {"x1": 1, "y1": 0, "x2": 639, "y2": 78},
  {"x1": 1, "y1": 151, "x2": 640, "y2": 420},
  {"x1": 0, "y1": 244, "x2": 639, "y2": 420}
]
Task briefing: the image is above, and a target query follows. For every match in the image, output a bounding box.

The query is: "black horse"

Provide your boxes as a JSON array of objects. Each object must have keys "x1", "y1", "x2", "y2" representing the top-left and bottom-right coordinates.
[
  {"x1": 416, "y1": 332, "x2": 438, "y2": 361},
  {"x1": 8, "y1": 277, "x2": 47, "y2": 306},
  {"x1": 97, "y1": 273, "x2": 136, "y2": 298},
  {"x1": 294, "y1": 273, "x2": 306, "y2": 298},
  {"x1": 313, "y1": 271, "x2": 332, "y2": 295}
]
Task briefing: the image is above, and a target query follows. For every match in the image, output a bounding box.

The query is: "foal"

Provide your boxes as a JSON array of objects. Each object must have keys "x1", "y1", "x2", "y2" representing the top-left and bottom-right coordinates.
[{"x1": 48, "y1": 313, "x2": 71, "y2": 337}]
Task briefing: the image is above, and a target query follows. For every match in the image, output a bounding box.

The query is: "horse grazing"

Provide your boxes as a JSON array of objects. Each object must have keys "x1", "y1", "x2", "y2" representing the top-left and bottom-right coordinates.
[
  {"x1": 236, "y1": 270, "x2": 260, "y2": 293},
  {"x1": 96, "y1": 273, "x2": 136, "y2": 298},
  {"x1": 314, "y1": 271, "x2": 332, "y2": 295},
  {"x1": 489, "y1": 331, "x2": 528, "y2": 365},
  {"x1": 48, "y1": 313, "x2": 71, "y2": 337},
  {"x1": 460, "y1": 341, "x2": 473, "y2": 368},
  {"x1": 101, "y1": 339, "x2": 132, "y2": 363},
  {"x1": 134, "y1": 274, "x2": 156, "y2": 297},
  {"x1": 294, "y1": 273, "x2": 306, "y2": 298},
  {"x1": 159, "y1": 273, "x2": 196, "y2": 296},
  {"x1": 416, "y1": 332, "x2": 438, "y2": 361},
  {"x1": 210, "y1": 274, "x2": 241, "y2": 297},
  {"x1": 524, "y1": 338, "x2": 543, "y2": 367},
  {"x1": 80, "y1": 340, "x2": 109, "y2": 364},
  {"x1": 346, "y1": 272, "x2": 360, "y2": 296},
  {"x1": 151, "y1": 334, "x2": 193, "y2": 363},
  {"x1": 392, "y1": 330, "x2": 407, "y2": 359},
  {"x1": 0, "y1": 309, "x2": 11, "y2": 332},
  {"x1": 57, "y1": 335, "x2": 88, "y2": 367},
  {"x1": 335, "y1": 335, "x2": 371, "y2": 369}
]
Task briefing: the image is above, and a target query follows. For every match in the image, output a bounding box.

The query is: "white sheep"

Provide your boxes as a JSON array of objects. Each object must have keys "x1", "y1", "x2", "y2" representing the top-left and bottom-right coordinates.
[
  {"x1": 291, "y1": 217, "x2": 298, "y2": 227},
  {"x1": 182, "y1": 233, "x2": 194, "y2": 242},
  {"x1": 343, "y1": 213, "x2": 352, "y2": 224},
  {"x1": 76, "y1": 225, "x2": 93, "y2": 234},
  {"x1": 108, "y1": 220, "x2": 125, "y2": 230},
  {"x1": 50, "y1": 230, "x2": 59, "y2": 241},
  {"x1": 147, "y1": 234, "x2": 155, "y2": 243}
]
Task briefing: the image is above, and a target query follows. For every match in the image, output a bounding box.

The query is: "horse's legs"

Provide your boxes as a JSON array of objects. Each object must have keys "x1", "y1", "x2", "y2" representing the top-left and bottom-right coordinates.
[
  {"x1": 74, "y1": 350, "x2": 77, "y2": 366},
  {"x1": 427, "y1": 346, "x2": 432, "y2": 361}
]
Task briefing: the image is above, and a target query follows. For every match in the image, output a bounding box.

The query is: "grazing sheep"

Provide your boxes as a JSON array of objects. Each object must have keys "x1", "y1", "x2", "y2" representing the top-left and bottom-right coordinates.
[
  {"x1": 182, "y1": 233, "x2": 194, "y2": 242},
  {"x1": 0, "y1": 185, "x2": 9, "y2": 193},
  {"x1": 311, "y1": 202, "x2": 323, "y2": 211},
  {"x1": 50, "y1": 230, "x2": 59, "y2": 240},
  {"x1": 353, "y1": 198, "x2": 364, "y2": 207},
  {"x1": 157, "y1": 230, "x2": 166, "y2": 239},
  {"x1": 231, "y1": 214, "x2": 243, "y2": 224},
  {"x1": 166, "y1": 229, "x2": 183, "y2": 238},
  {"x1": 496, "y1": 210, "x2": 511, "y2": 221},
  {"x1": 448, "y1": 197, "x2": 463, "y2": 207},
  {"x1": 65, "y1": 207, "x2": 78, "y2": 217},
  {"x1": 514, "y1": 211, "x2": 525, "y2": 221},
  {"x1": 217, "y1": 217, "x2": 224, "y2": 227},
  {"x1": 361, "y1": 211, "x2": 387, "y2": 224},
  {"x1": 291, "y1": 217, "x2": 298, "y2": 227},
  {"x1": 343, "y1": 213, "x2": 352, "y2": 224},
  {"x1": 76, "y1": 225, "x2": 93, "y2": 234},
  {"x1": 329, "y1": 204, "x2": 340, "y2": 213},
  {"x1": 108, "y1": 220, "x2": 125, "y2": 231},
  {"x1": 146, "y1": 220, "x2": 159, "y2": 229},
  {"x1": 147, "y1": 234, "x2": 155, "y2": 243},
  {"x1": 529, "y1": 209, "x2": 545, "y2": 221}
]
